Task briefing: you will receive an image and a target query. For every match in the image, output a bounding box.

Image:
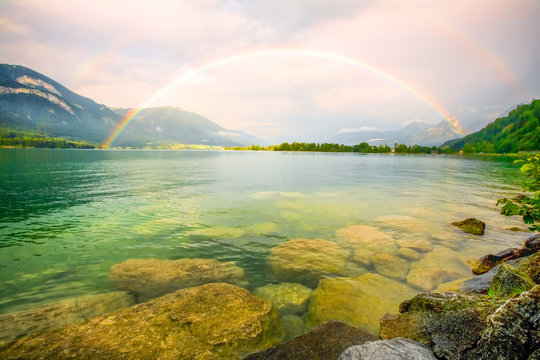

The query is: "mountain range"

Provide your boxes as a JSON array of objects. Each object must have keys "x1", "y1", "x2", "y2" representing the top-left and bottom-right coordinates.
[{"x1": 0, "y1": 64, "x2": 257, "y2": 147}]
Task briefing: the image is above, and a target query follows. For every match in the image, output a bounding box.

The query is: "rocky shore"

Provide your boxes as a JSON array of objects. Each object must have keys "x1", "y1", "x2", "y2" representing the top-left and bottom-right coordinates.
[{"x1": 0, "y1": 224, "x2": 538, "y2": 359}]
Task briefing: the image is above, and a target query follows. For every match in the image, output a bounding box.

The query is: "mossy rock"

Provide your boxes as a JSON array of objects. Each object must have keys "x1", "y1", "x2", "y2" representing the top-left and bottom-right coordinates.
[
  {"x1": 305, "y1": 273, "x2": 416, "y2": 334},
  {"x1": 253, "y1": 283, "x2": 312, "y2": 316},
  {"x1": 266, "y1": 239, "x2": 350, "y2": 288},
  {"x1": 109, "y1": 258, "x2": 249, "y2": 301},
  {"x1": 451, "y1": 218, "x2": 485, "y2": 235},
  {"x1": 516, "y1": 252, "x2": 540, "y2": 283},
  {"x1": 0, "y1": 283, "x2": 285, "y2": 360},
  {"x1": 488, "y1": 263, "x2": 536, "y2": 298}
]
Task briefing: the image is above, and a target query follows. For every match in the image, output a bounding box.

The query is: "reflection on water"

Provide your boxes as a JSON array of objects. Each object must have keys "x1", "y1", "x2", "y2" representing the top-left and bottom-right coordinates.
[{"x1": 0, "y1": 149, "x2": 529, "y2": 335}]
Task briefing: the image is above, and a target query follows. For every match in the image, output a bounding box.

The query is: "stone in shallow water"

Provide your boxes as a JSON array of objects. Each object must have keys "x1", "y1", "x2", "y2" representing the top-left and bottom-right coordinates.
[
  {"x1": 245, "y1": 321, "x2": 376, "y2": 360},
  {"x1": 253, "y1": 282, "x2": 313, "y2": 316},
  {"x1": 335, "y1": 225, "x2": 398, "y2": 254},
  {"x1": 396, "y1": 238, "x2": 433, "y2": 253},
  {"x1": 266, "y1": 238, "x2": 350, "y2": 288},
  {"x1": 406, "y1": 247, "x2": 470, "y2": 291},
  {"x1": 370, "y1": 253, "x2": 409, "y2": 281},
  {"x1": 305, "y1": 273, "x2": 417, "y2": 334},
  {"x1": 451, "y1": 218, "x2": 485, "y2": 235},
  {"x1": 0, "y1": 292, "x2": 135, "y2": 341},
  {"x1": 338, "y1": 338, "x2": 438, "y2": 360},
  {"x1": 280, "y1": 314, "x2": 304, "y2": 340},
  {"x1": 375, "y1": 215, "x2": 429, "y2": 232},
  {"x1": 397, "y1": 247, "x2": 421, "y2": 261},
  {"x1": 0, "y1": 283, "x2": 285, "y2": 360},
  {"x1": 109, "y1": 258, "x2": 249, "y2": 302},
  {"x1": 353, "y1": 249, "x2": 376, "y2": 267}
]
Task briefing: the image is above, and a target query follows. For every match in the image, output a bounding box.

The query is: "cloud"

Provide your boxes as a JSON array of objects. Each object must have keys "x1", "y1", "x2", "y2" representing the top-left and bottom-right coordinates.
[{"x1": 338, "y1": 127, "x2": 377, "y2": 133}]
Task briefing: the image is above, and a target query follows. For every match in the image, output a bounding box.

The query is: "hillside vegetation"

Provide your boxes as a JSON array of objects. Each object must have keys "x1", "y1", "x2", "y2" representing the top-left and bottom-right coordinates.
[{"x1": 443, "y1": 100, "x2": 540, "y2": 153}]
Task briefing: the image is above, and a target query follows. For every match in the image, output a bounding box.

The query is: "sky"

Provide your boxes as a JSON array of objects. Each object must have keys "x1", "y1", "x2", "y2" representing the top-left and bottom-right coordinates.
[{"x1": 1, "y1": 0, "x2": 539, "y2": 143}]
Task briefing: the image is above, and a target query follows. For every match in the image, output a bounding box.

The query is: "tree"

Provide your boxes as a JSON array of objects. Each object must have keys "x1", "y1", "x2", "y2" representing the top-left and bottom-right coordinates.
[{"x1": 497, "y1": 154, "x2": 540, "y2": 231}]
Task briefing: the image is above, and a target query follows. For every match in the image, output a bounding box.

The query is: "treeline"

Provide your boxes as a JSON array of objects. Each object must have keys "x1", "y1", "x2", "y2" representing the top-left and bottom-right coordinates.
[
  {"x1": 0, "y1": 135, "x2": 96, "y2": 149},
  {"x1": 227, "y1": 142, "x2": 453, "y2": 154}
]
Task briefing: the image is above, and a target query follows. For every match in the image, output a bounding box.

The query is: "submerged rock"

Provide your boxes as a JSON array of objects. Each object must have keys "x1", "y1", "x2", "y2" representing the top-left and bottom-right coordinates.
[
  {"x1": 280, "y1": 314, "x2": 304, "y2": 340},
  {"x1": 245, "y1": 321, "x2": 376, "y2": 360},
  {"x1": 463, "y1": 285, "x2": 540, "y2": 360},
  {"x1": 488, "y1": 263, "x2": 536, "y2": 298},
  {"x1": 370, "y1": 253, "x2": 409, "y2": 281},
  {"x1": 397, "y1": 247, "x2": 422, "y2": 261},
  {"x1": 335, "y1": 225, "x2": 398, "y2": 254},
  {"x1": 338, "y1": 338, "x2": 437, "y2": 360},
  {"x1": 253, "y1": 283, "x2": 312, "y2": 316},
  {"x1": 109, "y1": 258, "x2": 248, "y2": 301},
  {"x1": 452, "y1": 218, "x2": 486, "y2": 235},
  {"x1": 406, "y1": 247, "x2": 470, "y2": 291},
  {"x1": 396, "y1": 238, "x2": 433, "y2": 253},
  {"x1": 0, "y1": 292, "x2": 135, "y2": 341},
  {"x1": 0, "y1": 283, "x2": 285, "y2": 360},
  {"x1": 266, "y1": 238, "x2": 350, "y2": 288},
  {"x1": 380, "y1": 291, "x2": 504, "y2": 360},
  {"x1": 305, "y1": 273, "x2": 416, "y2": 334},
  {"x1": 375, "y1": 215, "x2": 428, "y2": 232}
]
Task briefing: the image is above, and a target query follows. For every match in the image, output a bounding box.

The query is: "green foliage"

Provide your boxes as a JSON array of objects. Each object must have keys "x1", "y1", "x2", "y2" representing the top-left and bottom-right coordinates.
[
  {"x1": 497, "y1": 154, "x2": 540, "y2": 231},
  {"x1": 445, "y1": 99, "x2": 540, "y2": 153},
  {"x1": 0, "y1": 135, "x2": 96, "y2": 149}
]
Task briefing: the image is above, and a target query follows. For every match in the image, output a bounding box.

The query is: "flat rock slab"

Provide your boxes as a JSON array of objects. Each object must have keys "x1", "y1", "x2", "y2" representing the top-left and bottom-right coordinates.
[
  {"x1": 0, "y1": 283, "x2": 285, "y2": 360},
  {"x1": 246, "y1": 321, "x2": 376, "y2": 360},
  {"x1": 305, "y1": 273, "x2": 417, "y2": 334},
  {"x1": 109, "y1": 257, "x2": 248, "y2": 301},
  {"x1": 266, "y1": 238, "x2": 350, "y2": 288},
  {"x1": 0, "y1": 291, "x2": 135, "y2": 341},
  {"x1": 339, "y1": 338, "x2": 437, "y2": 360}
]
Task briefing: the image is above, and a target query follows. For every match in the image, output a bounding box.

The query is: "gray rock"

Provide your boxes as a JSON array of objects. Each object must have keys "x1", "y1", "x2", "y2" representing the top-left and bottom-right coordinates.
[
  {"x1": 464, "y1": 285, "x2": 540, "y2": 360},
  {"x1": 109, "y1": 257, "x2": 248, "y2": 301},
  {"x1": 0, "y1": 292, "x2": 135, "y2": 341},
  {"x1": 338, "y1": 338, "x2": 437, "y2": 360}
]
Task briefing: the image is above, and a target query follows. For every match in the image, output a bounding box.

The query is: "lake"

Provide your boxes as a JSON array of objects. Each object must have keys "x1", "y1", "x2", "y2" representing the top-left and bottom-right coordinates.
[{"x1": 0, "y1": 149, "x2": 528, "y2": 334}]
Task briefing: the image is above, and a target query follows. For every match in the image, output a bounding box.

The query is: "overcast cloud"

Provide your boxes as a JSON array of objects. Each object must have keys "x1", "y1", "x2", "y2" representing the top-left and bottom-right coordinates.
[{"x1": 1, "y1": 0, "x2": 538, "y2": 142}]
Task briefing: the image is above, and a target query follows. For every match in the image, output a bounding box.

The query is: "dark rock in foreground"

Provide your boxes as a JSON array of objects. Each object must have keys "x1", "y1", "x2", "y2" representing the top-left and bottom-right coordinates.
[
  {"x1": 0, "y1": 283, "x2": 284, "y2": 360},
  {"x1": 380, "y1": 291, "x2": 504, "y2": 360},
  {"x1": 464, "y1": 285, "x2": 540, "y2": 360},
  {"x1": 245, "y1": 321, "x2": 376, "y2": 360},
  {"x1": 0, "y1": 291, "x2": 135, "y2": 341},
  {"x1": 452, "y1": 218, "x2": 486, "y2": 235},
  {"x1": 338, "y1": 338, "x2": 437, "y2": 360},
  {"x1": 109, "y1": 257, "x2": 249, "y2": 301}
]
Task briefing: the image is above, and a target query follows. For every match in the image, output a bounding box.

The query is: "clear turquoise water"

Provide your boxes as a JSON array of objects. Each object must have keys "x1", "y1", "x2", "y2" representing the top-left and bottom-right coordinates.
[{"x1": 0, "y1": 149, "x2": 528, "y2": 314}]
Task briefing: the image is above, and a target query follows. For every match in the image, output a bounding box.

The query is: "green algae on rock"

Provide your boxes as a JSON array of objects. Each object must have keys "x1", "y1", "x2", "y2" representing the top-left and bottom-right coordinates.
[
  {"x1": 305, "y1": 273, "x2": 417, "y2": 334},
  {"x1": 253, "y1": 282, "x2": 313, "y2": 317},
  {"x1": 109, "y1": 258, "x2": 249, "y2": 301},
  {"x1": 379, "y1": 291, "x2": 505, "y2": 360},
  {"x1": 451, "y1": 218, "x2": 486, "y2": 235},
  {"x1": 245, "y1": 321, "x2": 377, "y2": 360},
  {"x1": 266, "y1": 238, "x2": 350, "y2": 288},
  {"x1": 516, "y1": 252, "x2": 540, "y2": 283},
  {"x1": 0, "y1": 283, "x2": 285, "y2": 360},
  {"x1": 0, "y1": 291, "x2": 135, "y2": 342},
  {"x1": 488, "y1": 263, "x2": 536, "y2": 298}
]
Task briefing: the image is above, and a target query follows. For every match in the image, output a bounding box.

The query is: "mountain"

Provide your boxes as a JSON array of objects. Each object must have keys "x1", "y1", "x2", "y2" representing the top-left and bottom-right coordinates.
[
  {"x1": 0, "y1": 64, "x2": 257, "y2": 147},
  {"x1": 442, "y1": 100, "x2": 540, "y2": 153},
  {"x1": 332, "y1": 119, "x2": 463, "y2": 147}
]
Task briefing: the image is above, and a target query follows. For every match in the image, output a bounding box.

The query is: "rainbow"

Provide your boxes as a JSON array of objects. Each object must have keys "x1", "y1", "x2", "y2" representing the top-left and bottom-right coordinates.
[{"x1": 101, "y1": 47, "x2": 463, "y2": 148}]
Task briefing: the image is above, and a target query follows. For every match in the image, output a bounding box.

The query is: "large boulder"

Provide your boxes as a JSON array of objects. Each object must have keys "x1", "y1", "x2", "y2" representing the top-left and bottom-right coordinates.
[
  {"x1": 380, "y1": 291, "x2": 504, "y2": 360},
  {"x1": 463, "y1": 285, "x2": 540, "y2": 360},
  {"x1": 253, "y1": 283, "x2": 313, "y2": 316},
  {"x1": 488, "y1": 263, "x2": 536, "y2": 298},
  {"x1": 266, "y1": 238, "x2": 350, "y2": 288},
  {"x1": 338, "y1": 338, "x2": 437, "y2": 360},
  {"x1": 335, "y1": 225, "x2": 398, "y2": 254},
  {"x1": 0, "y1": 283, "x2": 285, "y2": 360},
  {"x1": 0, "y1": 292, "x2": 135, "y2": 341},
  {"x1": 109, "y1": 258, "x2": 248, "y2": 301},
  {"x1": 305, "y1": 273, "x2": 417, "y2": 334},
  {"x1": 451, "y1": 218, "x2": 486, "y2": 235},
  {"x1": 245, "y1": 321, "x2": 376, "y2": 360},
  {"x1": 406, "y1": 247, "x2": 470, "y2": 291}
]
